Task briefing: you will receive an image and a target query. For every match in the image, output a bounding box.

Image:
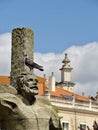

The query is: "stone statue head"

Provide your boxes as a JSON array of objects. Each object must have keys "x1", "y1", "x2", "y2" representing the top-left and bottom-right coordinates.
[{"x1": 15, "y1": 72, "x2": 38, "y2": 105}]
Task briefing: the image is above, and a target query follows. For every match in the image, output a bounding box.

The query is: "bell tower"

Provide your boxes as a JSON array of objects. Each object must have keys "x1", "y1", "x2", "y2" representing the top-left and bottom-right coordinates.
[{"x1": 58, "y1": 53, "x2": 75, "y2": 92}]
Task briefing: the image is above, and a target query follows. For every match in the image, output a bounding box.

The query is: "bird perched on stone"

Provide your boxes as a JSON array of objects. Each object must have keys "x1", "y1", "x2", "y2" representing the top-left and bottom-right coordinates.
[{"x1": 25, "y1": 54, "x2": 44, "y2": 71}]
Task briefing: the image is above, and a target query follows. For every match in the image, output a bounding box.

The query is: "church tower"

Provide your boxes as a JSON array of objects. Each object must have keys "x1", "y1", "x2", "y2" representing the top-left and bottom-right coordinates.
[{"x1": 58, "y1": 53, "x2": 75, "y2": 92}]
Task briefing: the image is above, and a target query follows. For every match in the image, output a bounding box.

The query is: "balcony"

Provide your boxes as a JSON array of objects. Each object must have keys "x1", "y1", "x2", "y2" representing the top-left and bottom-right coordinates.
[{"x1": 50, "y1": 96, "x2": 98, "y2": 112}]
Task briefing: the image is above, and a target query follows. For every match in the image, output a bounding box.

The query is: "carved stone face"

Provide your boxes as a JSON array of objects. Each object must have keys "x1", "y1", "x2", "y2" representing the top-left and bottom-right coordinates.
[{"x1": 15, "y1": 72, "x2": 38, "y2": 105}]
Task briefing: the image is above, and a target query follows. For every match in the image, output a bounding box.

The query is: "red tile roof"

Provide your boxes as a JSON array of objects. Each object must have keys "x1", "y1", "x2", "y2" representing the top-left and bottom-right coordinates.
[
  {"x1": 0, "y1": 75, "x2": 90, "y2": 102},
  {"x1": 50, "y1": 86, "x2": 89, "y2": 102},
  {"x1": 0, "y1": 75, "x2": 10, "y2": 84}
]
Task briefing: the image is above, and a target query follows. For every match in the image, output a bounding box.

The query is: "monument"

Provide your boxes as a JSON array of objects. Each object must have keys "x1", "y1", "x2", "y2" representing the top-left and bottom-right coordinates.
[
  {"x1": 0, "y1": 27, "x2": 62, "y2": 130},
  {"x1": 10, "y1": 27, "x2": 34, "y2": 86}
]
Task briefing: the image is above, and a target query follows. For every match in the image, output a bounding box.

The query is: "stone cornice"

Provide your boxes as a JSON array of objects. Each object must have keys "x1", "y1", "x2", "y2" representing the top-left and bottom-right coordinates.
[
  {"x1": 57, "y1": 81, "x2": 75, "y2": 86},
  {"x1": 60, "y1": 67, "x2": 73, "y2": 71},
  {"x1": 53, "y1": 105, "x2": 98, "y2": 115}
]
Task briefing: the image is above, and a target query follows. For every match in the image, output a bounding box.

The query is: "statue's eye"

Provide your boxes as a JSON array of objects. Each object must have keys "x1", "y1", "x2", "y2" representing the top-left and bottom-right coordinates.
[{"x1": 28, "y1": 79, "x2": 33, "y2": 81}]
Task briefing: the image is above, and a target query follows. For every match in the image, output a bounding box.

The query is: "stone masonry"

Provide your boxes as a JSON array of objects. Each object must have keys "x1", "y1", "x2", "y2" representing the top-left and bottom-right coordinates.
[{"x1": 10, "y1": 27, "x2": 34, "y2": 86}]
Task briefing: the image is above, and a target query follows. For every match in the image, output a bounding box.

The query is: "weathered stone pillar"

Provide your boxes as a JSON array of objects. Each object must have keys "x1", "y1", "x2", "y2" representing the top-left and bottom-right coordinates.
[{"x1": 10, "y1": 27, "x2": 34, "y2": 86}]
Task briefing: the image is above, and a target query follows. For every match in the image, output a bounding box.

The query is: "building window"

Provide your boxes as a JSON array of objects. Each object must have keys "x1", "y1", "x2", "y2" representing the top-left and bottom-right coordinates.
[
  {"x1": 79, "y1": 124, "x2": 86, "y2": 130},
  {"x1": 62, "y1": 122, "x2": 69, "y2": 130}
]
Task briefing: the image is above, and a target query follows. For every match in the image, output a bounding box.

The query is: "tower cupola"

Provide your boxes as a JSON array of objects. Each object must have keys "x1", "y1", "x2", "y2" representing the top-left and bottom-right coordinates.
[
  {"x1": 62, "y1": 53, "x2": 70, "y2": 64},
  {"x1": 58, "y1": 53, "x2": 75, "y2": 92}
]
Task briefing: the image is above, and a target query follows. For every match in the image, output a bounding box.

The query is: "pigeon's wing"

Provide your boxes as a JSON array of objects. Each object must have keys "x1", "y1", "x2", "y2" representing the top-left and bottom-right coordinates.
[
  {"x1": 25, "y1": 58, "x2": 34, "y2": 68},
  {"x1": 28, "y1": 60, "x2": 34, "y2": 66},
  {"x1": 33, "y1": 62, "x2": 43, "y2": 68},
  {"x1": 33, "y1": 62, "x2": 44, "y2": 71}
]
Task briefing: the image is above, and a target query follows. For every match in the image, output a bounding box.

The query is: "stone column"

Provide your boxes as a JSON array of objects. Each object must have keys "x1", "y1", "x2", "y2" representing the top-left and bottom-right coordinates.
[{"x1": 10, "y1": 27, "x2": 34, "y2": 86}]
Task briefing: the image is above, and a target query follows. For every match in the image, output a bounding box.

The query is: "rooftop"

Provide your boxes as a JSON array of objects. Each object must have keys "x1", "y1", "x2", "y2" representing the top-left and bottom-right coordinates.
[{"x1": 0, "y1": 75, "x2": 90, "y2": 102}]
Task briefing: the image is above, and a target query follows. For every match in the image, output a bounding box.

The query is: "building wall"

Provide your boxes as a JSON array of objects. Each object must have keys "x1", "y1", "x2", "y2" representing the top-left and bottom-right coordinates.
[
  {"x1": 58, "y1": 109, "x2": 98, "y2": 130},
  {"x1": 38, "y1": 82, "x2": 45, "y2": 95},
  {"x1": 51, "y1": 102, "x2": 98, "y2": 130},
  {"x1": 63, "y1": 71, "x2": 71, "y2": 82}
]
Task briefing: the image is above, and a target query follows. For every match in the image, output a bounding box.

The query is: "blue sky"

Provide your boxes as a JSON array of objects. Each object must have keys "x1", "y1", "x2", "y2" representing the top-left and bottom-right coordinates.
[
  {"x1": 0, "y1": 0, "x2": 98, "y2": 96},
  {"x1": 0, "y1": 0, "x2": 98, "y2": 53}
]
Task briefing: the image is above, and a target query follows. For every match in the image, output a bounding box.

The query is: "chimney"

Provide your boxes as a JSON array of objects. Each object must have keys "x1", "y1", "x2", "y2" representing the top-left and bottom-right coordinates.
[
  {"x1": 95, "y1": 92, "x2": 98, "y2": 102},
  {"x1": 44, "y1": 78, "x2": 50, "y2": 100},
  {"x1": 82, "y1": 92, "x2": 84, "y2": 96},
  {"x1": 49, "y1": 72, "x2": 55, "y2": 92}
]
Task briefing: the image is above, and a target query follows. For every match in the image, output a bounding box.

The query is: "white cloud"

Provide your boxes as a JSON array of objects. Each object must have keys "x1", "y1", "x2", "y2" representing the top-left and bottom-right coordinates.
[
  {"x1": 0, "y1": 33, "x2": 98, "y2": 97},
  {"x1": 66, "y1": 43, "x2": 98, "y2": 96},
  {"x1": 0, "y1": 33, "x2": 11, "y2": 75},
  {"x1": 34, "y1": 42, "x2": 98, "y2": 97},
  {"x1": 34, "y1": 52, "x2": 63, "y2": 81}
]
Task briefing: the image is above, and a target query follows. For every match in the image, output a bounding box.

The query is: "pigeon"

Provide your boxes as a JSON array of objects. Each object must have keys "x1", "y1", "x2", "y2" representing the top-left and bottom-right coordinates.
[{"x1": 25, "y1": 54, "x2": 44, "y2": 71}]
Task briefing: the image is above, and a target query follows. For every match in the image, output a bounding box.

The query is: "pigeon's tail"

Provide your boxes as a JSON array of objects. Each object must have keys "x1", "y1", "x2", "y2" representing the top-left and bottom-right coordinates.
[
  {"x1": 39, "y1": 68, "x2": 44, "y2": 71},
  {"x1": 38, "y1": 65, "x2": 44, "y2": 71}
]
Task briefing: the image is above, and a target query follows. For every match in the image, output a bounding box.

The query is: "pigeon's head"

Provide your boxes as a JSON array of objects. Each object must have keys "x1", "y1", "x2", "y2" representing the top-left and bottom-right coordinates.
[
  {"x1": 24, "y1": 54, "x2": 27, "y2": 57},
  {"x1": 24, "y1": 54, "x2": 29, "y2": 58}
]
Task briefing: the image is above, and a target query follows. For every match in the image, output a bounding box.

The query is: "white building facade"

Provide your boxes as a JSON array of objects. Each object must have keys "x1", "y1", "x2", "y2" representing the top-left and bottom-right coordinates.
[{"x1": 48, "y1": 53, "x2": 98, "y2": 130}]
